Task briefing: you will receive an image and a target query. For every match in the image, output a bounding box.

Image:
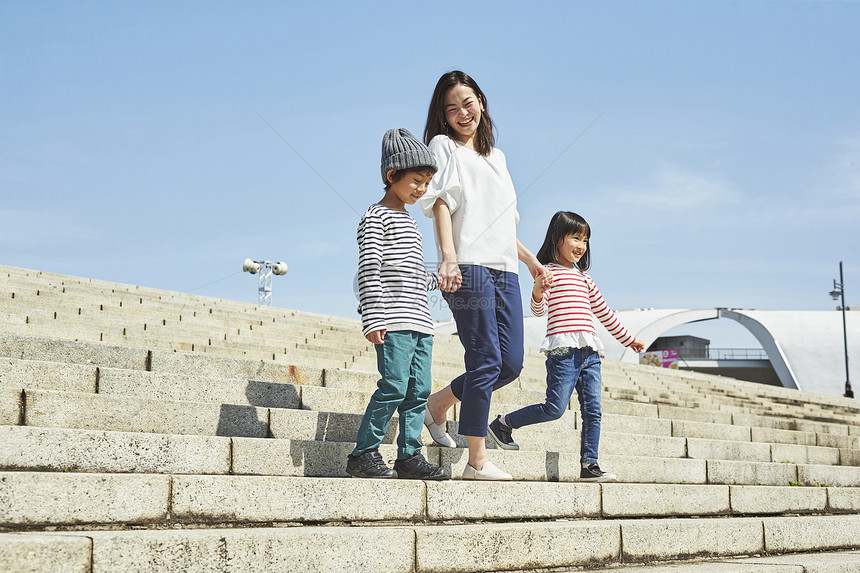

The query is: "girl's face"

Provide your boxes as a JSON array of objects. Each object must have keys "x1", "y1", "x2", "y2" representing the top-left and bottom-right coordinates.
[
  {"x1": 443, "y1": 84, "x2": 483, "y2": 146},
  {"x1": 557, "y1": 231, "x2": 588, "y2": 268}
]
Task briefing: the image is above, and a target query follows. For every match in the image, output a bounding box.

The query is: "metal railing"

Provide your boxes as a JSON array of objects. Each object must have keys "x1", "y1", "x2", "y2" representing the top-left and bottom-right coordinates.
[{"x1": 674, "y1": 348, "x2": 768, "y2": 361}]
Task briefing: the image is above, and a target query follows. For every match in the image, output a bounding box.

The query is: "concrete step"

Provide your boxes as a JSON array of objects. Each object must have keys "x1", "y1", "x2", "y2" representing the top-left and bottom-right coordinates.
[
  {"x1": 98, "y1": 368, "x2": 301, "y2": 408},
  {"x1": 1, "y1": 515, "x2": 859, "y2": 572},
  {"x1": 148, "y1": 349, "x2": 324, "y2": 385},
  {"x1": 3, "y1": 345, "x2": 857, "y2": 456},
  {"x1": 0, "y1": 425, "x2": 230, "y2": 474},
  {"x1": 234, "y1": 433, "x2": 860, "y2": 486},
  {"x1": 0, "y1": 334, "x2": 149, "y2": 370},
  {"x1": 15, "y1": 377, "x2": 860, "y2": 469},
  {"x1": 8, "y1": 331, "x2": 854, "y2": 434},
  {"x1": 0, "y1": 357, "x2": 98, "y2": 393},
  {"x1": 7, "y1": 419, "x2": 855, "y2": 488},
  {"x1": 585, "y1": 551, "x2": 860, "y2": 572},
  {"x1": 24, "y1": 389, "x2": 271, "y2": 438},
  {"x1": 4, "y1": 471, "x2": 860, "y2": 529}
]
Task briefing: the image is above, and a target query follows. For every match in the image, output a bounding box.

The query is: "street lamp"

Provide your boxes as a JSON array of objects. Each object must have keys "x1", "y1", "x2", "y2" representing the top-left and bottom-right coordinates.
[
  {"x1": 243, "y1": 259, "x2": 288, "y2": 306},
  {"x1": 829, "y1": 261, "x2": 852, "y2": 398}
]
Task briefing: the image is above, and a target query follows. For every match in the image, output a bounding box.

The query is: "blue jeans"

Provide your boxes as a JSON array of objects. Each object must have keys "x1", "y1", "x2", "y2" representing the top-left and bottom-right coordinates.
[
  {"x1": 352, "y1": 330, "x2": 433, "y2": 459},
  {"x1": 443, "y1": 265, "x2": 524, "y2": 437},
  {"x1": 504, "y1": 346, "x2": 603, "y2": 464}
]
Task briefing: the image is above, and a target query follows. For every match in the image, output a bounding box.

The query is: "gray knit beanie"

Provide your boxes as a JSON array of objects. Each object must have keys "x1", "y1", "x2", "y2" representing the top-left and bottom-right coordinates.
[{"x1": 380, "y1": 128, "x2": 437, "y2": 185}]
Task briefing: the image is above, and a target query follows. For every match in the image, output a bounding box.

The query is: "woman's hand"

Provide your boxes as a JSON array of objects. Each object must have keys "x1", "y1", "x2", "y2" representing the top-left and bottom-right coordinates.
[
  {"x1": 629, "y1": 338, "x2": 646, "y2": 353},
  {"x1": 517, "y1": 239, "x2": 552, "y2": 292},
  {"x1": 532, "y1": 274, "x2": 545, "y2": 302},
  {"x1": 366, "y1": 329, "x2": 386, "y2": 345},
  {"x1": 439, "y1": 259, "x2": 462, "y2": 292},
  {"x1": 534, "y1": 263, "x2": 553, "y2": 292},
  {"x1": 432, "y1": 199, "x2": 461, "y2": 292}
]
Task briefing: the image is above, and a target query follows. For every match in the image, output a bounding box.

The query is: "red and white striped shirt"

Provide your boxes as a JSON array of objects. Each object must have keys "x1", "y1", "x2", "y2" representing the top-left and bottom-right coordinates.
[{"x1": 531, "y1": 263, "x2": 635, "y2": 347}]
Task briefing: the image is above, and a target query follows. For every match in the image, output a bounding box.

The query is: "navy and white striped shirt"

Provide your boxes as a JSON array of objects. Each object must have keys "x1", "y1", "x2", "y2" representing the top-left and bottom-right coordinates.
[{"x1": 357, "y1": 204, "x2": 439, "y2": 336}]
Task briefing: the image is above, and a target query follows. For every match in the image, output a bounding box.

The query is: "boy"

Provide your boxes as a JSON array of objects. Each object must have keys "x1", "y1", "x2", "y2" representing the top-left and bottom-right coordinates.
[{"x1": 347, "y1": 128, "x2": 449, "y2": 480}]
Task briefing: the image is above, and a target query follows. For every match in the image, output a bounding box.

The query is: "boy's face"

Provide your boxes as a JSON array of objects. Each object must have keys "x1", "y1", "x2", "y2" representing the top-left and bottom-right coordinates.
[{"x1": 386, "y1": 169, "x2": 434, "y2": 207}]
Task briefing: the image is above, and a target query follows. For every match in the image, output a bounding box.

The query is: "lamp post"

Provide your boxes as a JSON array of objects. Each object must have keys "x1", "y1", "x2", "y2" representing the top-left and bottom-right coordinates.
[
  {"x1": 829, "y1": 261, "x2": 852, "y2": 398},
  {"x1": 243, "y1": 259, "x2": 288, "y2": 306}
]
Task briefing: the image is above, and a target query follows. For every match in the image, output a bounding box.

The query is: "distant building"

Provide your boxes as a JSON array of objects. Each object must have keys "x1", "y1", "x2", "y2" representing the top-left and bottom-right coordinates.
[
  {"x1": 519, "y1": 308, "x2": 858, "y2": 397},
  {"x1": 648, "y1": 335, "x2": 710, "y2": 359}
]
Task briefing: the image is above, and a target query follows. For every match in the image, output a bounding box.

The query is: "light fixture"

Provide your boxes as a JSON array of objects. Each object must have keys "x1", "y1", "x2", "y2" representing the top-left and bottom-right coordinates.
[
  {"x1": 243, "y1": 259, "x2": 288, "y2": 306},
  {"x1": 829, "y1": 261, "x2": 852, "y2": 398}
]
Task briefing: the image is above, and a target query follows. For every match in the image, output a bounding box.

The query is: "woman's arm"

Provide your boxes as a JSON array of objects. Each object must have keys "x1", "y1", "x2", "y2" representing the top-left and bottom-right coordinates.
[
  {"x1": 433, "y1": 199, "x2": 462, "y2": 292},
  {"x1": 517, "y1": 238, "x2": 551, "y2": 290}
]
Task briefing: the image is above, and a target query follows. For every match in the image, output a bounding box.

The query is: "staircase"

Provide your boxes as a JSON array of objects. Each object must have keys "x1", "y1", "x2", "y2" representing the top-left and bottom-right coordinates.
[{"x1": 1, "y1": 263, "x2": 859, "y2": 572}]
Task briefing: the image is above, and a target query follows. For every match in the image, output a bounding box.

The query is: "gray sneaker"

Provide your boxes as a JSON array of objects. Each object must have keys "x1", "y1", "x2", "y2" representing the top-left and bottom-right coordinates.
[
  {"x1": 580, "y1": 463, "x2": 617, "y2": 483},
  {"x1": 393, "y1": 452, "x2": 449, "y2": 480},
  {"x1": 346, "y1": 449, "x2": 397, "y2": 478},
  {"x1": 488, "y1": 415, "x2": 519, "y2": 450}
]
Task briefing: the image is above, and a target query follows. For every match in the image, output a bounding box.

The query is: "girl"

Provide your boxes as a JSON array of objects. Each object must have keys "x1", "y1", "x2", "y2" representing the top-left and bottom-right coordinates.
[
  {"x1": 418, "y1": 70, "x2": 551, "y2": 481},
  {"x1": 488, "y1": 211, "x2": 645, "y2": 482}
]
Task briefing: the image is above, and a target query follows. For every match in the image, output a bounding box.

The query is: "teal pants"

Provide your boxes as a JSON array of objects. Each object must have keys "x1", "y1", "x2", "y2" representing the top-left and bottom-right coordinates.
[{"x1": 353, "y1": 330, "x2": 433, "y2": 459}]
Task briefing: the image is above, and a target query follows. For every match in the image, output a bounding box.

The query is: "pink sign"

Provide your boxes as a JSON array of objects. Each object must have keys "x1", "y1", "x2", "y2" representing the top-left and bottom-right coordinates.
[{"x1": 639, "y1": 349, "x2": 679, "y2": 369}]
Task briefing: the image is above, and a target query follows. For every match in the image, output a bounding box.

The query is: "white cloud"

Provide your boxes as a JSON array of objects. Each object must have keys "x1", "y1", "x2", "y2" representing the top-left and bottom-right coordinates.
[{"x1": 603, "y1": 162, "x2": 741, "y2": 211}]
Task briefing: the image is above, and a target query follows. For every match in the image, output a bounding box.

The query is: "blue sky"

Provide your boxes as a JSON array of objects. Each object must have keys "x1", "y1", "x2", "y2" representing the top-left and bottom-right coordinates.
[{"x1": 2, "y1": 1, "x2": 858, "y2": 348}]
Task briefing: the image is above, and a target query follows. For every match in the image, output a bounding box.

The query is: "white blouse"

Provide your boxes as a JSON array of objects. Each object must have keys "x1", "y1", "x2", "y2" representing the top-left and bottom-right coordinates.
[{"x1": 419, "y1": 135, "x2": 520, "y2": 274}]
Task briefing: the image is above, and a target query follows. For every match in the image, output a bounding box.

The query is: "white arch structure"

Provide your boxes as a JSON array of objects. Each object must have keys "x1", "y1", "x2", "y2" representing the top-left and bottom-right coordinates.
[{"x1": 522, "y1": 308, "x2": 858, "y2": 397}]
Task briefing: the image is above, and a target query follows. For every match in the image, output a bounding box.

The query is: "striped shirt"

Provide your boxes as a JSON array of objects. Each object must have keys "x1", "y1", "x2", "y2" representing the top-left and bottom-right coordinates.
[
  {"x1": 357, "y1": 204, "x2": 439, "y2": 336},
  {"x1": 530, "y1": 263, "x2": 635, "y2": 347}
]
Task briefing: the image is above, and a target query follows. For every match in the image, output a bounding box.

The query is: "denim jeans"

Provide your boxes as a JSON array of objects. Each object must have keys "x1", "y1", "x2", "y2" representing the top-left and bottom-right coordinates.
[
  {"x1": 504, "y1": 346, "x2": 603, "y2": 464},
  {"x1": 442, "y1": 265, "x2": 524, "y2": 437},
  {"x1": 352, "y1": 330, "x2": 433, "y2": 459}
]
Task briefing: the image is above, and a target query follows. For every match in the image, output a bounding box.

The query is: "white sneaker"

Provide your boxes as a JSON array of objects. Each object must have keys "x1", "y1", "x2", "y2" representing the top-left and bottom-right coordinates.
[
  {"x1": 461, "y1": 461, "x2": 513, "y2": 481},
  {"x1": 424, "y1": 409, "x2": 456, "y2": 448}
]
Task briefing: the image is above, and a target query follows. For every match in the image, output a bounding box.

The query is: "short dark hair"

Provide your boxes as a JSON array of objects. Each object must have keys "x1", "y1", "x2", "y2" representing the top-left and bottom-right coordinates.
[
  {"x1": 535, "y1": 211, "x2": 592, "y2": 270},
  {"x1": 423, "y1": 70, "x2": 495, "y2": 157},
  {"x1": 384, "y1": 166, "x2": 437, "y2": 190}
]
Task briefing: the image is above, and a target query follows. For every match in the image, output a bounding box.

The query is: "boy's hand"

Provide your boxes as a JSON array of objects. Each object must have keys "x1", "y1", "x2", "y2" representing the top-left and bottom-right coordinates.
[
  {"x1": 366, "y1": 329, "x2": 386, "y2": 345},
  {"x1": 629, "y1": 339, "x2": 646, "y2": 353},
  {"x1": 439, "y1": 260, "x2": 462, "y2": 293}
]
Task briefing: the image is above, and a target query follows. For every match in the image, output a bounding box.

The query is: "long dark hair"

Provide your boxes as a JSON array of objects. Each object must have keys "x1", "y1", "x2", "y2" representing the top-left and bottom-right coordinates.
[
  {"x1": 535, "y1": 211, "x2": 592, "y2": 270},
  {"x1": 423, "y1": 70, "x2": 495, "y2": 156}
]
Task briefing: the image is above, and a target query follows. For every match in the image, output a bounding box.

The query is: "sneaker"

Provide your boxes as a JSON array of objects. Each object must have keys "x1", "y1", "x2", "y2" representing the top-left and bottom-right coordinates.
[
  {"x1": 462, "y1": 460, "x2": 513, "y2": 481},
  {"x1": 423, "y1": 409, "x2": 456, "y2": 448},
  {"x1": 393, "y1": 452, "x2": 449, "y2": 480},
  {"x1": 346, "y1": 449, "x2": 397, "y2": 479},
  {"x1": 488, "y1": 415, "x2": 519, "y2": 451},
  {"x1": 580, "y1": 463, "x2": 617, "y2": 483}
]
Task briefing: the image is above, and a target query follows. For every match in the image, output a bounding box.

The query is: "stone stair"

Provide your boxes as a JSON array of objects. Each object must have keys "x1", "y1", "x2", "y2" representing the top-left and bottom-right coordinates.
[{"x1": 1, "y1": 263, "x2": 859, "y2": 572}]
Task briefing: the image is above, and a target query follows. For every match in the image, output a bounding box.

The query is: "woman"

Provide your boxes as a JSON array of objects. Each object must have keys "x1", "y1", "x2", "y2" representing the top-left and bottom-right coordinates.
[{"x1": 420, "y1": 70, "x2": 549, "y2": 480}]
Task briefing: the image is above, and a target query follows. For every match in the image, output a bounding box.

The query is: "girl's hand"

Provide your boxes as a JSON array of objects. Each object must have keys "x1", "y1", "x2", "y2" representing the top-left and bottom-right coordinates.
[
  {"x1": 439, "y1": 260, "x2": 462, "y2": 293},
  {"x1": 366, "y1": 329, "x2": 386, "y2": 345},
  {"x1": 535, "y1": 263, "x2": 553, "y2": 292},
  {"x1": 629, "y1": 338, "x2": 646, "y2": 353}
]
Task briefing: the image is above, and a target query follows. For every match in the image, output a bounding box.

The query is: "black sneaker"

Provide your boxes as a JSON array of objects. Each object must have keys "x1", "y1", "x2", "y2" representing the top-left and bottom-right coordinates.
[
  {"x1": 580, "y1": 463, "x2": 617, "y2": 483},
  {"x1": 346, "y1": 449, "x2": 397, "y2": 479},
  {"x1": 488, "y1": 415, "x2": 519, "y2": 450},
  {"x1": 393, "y1": 452, "x2": 449, "y2": 480}
]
